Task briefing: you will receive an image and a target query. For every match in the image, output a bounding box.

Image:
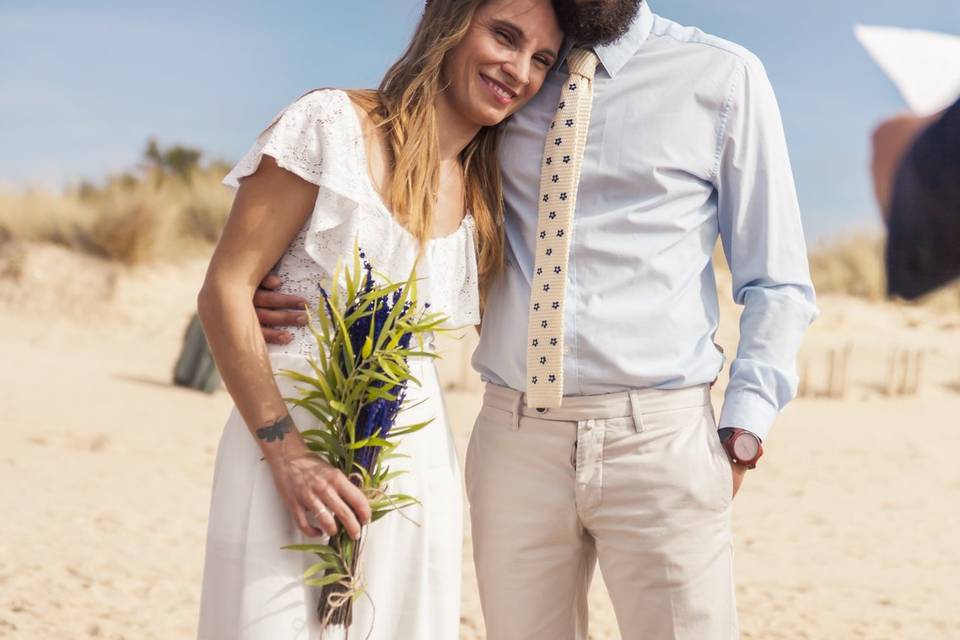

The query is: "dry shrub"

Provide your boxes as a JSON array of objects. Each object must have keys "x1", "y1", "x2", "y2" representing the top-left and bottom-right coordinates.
[
  {"x1": 0, "y1": 164, "x2": 232, "y2": 266},
  {"x1": 87, "y1": 185, "x2": 172, "y2": 264},
  {"x1": 808, "y1": 233, "x2": 887, "y2": 300},
  {"x1": 0, "y1": 189, "x2": 98, "y2": 250},
  {"x1": 177, "y1": 165, "x2": 233, "y2": 243}
]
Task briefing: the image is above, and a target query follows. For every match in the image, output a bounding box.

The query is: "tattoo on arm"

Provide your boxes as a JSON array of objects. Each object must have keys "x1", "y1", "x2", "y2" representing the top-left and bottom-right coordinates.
[{"x1": 256, "y1": 416, "x2": 295, "y2": 442}]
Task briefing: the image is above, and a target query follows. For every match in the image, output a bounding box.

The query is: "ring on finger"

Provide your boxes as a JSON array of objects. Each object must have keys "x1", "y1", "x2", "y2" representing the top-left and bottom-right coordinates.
[{"x1": 306, "y1": 505, "x2": 332, "y2": 528}]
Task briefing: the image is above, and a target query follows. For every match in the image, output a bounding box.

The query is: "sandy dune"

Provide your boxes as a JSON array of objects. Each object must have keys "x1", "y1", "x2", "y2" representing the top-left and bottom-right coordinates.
[{"x1": 1, "y1": 244, "x2": 959, "y2": 639}]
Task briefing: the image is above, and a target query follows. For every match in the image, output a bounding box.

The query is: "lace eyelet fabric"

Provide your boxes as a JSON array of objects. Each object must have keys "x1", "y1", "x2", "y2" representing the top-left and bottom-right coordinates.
[{"x1": 223, "y1": 89, "x2": 481, "y2": 359}]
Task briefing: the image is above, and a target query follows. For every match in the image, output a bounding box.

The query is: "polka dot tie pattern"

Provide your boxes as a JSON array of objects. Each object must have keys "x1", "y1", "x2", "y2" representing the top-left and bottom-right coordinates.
[{"x1": 525, "y1": 48, "x2": 600, "y2": 408}]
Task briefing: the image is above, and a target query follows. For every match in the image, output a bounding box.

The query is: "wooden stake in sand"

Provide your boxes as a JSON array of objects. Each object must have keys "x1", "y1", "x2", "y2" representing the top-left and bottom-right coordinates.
[
  {"x1": 823, "y1": 345, "x2": 851, "y2": 399},
  {"x1": 884, "y1": 348, "x2": 925, "y2": 396},
  {"x1": 798, "y1": 358, "x2": 810, "y2": 399}
]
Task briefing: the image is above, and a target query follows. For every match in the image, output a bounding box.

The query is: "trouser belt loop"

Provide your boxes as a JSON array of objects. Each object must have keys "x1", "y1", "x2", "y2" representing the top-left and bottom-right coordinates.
[
  {"x1": 628, "y1": 389, "x2": 645, "y2": 432},
  {"x1": 511, "y1": 390, "x2": 523, "y2": 431}
]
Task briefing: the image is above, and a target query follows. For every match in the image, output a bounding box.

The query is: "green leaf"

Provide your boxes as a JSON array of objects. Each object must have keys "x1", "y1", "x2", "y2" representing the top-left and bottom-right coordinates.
[
  {"x1": 303, "y1": 560, "x2": 340, "y2": 579},
  {"x1": 398, "y1": 397, "x2": 429, "y2": 414},
  {"x1": 341, "y1": 537, "x2": 355, "y2": 562},
  {"x1": 379, "y1": 451, "x2": 411, "y2": 461},
  {"x1": 346, "y1": 436, "x2": 393, "y2": 450},
  {"x1": 304, "y1": 572, "x2": 350, "y2": 588},
  {"x1": 388, "y1": 419, "x2": 433, "y2": 437},
  {"x1": 378, "y1": 469, "x2": 408, "y2": 484},
  {"x1": 370, "y1": 510, "x2": 391, "y2": 522},
  {"x1": 364, "y1": 387, "x2": 398, "y2": 402},
  {"x1": 281, "y1": 543, "x2": 336, "y2": 554},
  {"x1": 328, "y1": 400, "x2": 350, "y2": 415},
  {"x1": 309, "y1": 373, "x2": 336, "y2": 403},
  {"x1": 379, "y1": 358, "x2": 404, "y2": 380}
]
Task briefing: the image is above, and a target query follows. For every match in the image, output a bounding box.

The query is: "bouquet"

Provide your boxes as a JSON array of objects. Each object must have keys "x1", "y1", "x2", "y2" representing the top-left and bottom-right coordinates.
[{"x1": 279, "y1": 246, "x2": 448, "y2": 631}]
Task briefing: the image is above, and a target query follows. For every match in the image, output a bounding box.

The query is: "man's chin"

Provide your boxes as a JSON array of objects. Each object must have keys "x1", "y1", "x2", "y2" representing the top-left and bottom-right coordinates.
[{"x1": 554, "y1": 0, "x2": 642, "y2": 47}]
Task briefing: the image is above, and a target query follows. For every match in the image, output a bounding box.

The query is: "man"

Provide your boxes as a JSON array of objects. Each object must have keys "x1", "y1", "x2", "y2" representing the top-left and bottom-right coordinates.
[
  {"x1": 255, "y1": 1, "x2": 816, "y2": 637},
  {"x1": 871, "y1": 97, "x2": 960, "y2": 299}
]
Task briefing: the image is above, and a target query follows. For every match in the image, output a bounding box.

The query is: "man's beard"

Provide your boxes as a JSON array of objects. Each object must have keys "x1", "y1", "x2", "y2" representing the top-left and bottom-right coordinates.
[{"x1": 552, "y1": 0, "x2": 643, "y2": 47}]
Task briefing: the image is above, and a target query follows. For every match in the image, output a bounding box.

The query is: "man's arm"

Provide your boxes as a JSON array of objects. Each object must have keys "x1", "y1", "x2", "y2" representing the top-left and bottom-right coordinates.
[
  {"x1": 713, "y1": 56, "x2": 818, "y2": 446},
  {"x1": 870, "y1": 111, "x2": 942, "y2": 220},
  {"x1": 876, "y1": 98, "x2": 960, "y2": 299}
]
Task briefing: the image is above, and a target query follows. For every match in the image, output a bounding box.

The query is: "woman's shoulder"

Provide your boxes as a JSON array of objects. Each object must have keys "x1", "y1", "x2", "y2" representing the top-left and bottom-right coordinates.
[
  {"x1": 283, "y1": 88, "x2": 381, "y2": 125},
  {"x1": 278, "y1": 88, "x2": 355, "y2": 131},
  {"x1": 273, "y1": 88, "x2": 384, "y2": 163},
  {"x1": 223, "y1": 88, "x2": 365, "y2": 192}
]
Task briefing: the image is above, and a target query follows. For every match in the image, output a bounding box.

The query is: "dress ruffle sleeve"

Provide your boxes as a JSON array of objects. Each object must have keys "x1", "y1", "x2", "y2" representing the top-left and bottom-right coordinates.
[{"x1": 222, "y1": 89, "x2": 363, "y2": 237}]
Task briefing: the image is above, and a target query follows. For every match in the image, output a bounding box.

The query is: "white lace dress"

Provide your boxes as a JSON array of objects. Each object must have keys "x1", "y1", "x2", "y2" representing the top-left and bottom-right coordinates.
[{"x1": 196, "y1": 89, "x2": 480, "y2": 640}]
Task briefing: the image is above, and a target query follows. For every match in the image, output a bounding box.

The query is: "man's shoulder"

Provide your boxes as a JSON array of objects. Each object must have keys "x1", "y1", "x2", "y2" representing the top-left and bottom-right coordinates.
[{"x1": 647, "y1": 13, "x2": 766, "y2": 75}]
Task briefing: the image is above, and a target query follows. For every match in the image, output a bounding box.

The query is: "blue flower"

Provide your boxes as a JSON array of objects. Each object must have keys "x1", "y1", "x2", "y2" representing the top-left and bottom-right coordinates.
[{"x1": 318, "y1": 248, "x2": 421, "y2": 472}]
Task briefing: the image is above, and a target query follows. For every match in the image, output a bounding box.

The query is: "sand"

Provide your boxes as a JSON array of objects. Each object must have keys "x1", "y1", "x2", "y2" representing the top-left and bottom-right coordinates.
[{"x1": 1, "y1": 243, "x2": 959, "y2": 639}]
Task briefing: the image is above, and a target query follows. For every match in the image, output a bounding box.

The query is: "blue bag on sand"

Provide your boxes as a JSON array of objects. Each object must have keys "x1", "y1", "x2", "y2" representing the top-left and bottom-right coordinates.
[{"x1": 173, "y1": 313, "x2": 221, "y2": 394}]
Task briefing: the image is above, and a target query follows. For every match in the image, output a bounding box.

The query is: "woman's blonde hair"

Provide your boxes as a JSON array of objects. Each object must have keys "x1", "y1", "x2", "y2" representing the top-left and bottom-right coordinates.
[{"x1": 348, "y1": 0, "x2": 504, "y2": 309}]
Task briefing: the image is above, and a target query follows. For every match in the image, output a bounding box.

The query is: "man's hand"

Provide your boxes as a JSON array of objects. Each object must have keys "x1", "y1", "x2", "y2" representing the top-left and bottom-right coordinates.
[
  {"x1": 254, "y1": 273, "x2": 309, "y2": 344},
  {"x1": 871, "y1": 112, "x2": 941, "y2": 220}
]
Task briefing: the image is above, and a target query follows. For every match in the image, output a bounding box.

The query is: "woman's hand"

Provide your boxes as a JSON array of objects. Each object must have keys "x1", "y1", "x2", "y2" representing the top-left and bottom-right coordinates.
[{"x1": 267, "y1": 448, "x2": 373, "y2": 539}]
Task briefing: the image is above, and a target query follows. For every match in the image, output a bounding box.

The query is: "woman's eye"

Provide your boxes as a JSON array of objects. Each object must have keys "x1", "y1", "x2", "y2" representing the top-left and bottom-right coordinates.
[
  {"x1": 535, "y1": 56, "x2": 551, "y2": 67},
  {"x1": 495, "y1": 29, "x2": 514, "y2": 45}
]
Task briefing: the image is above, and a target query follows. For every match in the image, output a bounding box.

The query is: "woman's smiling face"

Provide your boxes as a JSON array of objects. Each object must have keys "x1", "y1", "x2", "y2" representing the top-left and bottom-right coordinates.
[{"x1": 441, "y1": 0, "x2": 563, "y2": 127}]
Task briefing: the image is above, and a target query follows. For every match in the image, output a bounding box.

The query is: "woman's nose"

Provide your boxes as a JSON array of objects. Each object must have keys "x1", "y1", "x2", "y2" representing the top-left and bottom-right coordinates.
[{"x1": 502, "y1": 56, "x2": 531, "y2": 88}]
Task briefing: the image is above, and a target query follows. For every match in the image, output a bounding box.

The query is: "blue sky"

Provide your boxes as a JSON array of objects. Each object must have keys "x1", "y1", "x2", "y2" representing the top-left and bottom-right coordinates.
[{"x1": 2, "y1": 0, "x2": 958, "y2": 242}]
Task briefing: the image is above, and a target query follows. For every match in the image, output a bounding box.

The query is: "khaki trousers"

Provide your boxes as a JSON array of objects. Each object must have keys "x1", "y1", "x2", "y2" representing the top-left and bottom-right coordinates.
[{"x1": 465, "y1": 383, "x2": 738, "y2": 640}]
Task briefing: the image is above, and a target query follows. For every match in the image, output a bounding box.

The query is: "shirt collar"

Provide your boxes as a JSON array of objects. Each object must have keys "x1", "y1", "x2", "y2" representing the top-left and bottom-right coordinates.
[{"x1": 555, "y1": 1, "x2": 654, "y2": 79}]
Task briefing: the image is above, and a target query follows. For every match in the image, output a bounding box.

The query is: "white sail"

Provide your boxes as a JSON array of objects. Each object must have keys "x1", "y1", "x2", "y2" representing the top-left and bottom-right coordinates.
[{"x1": 855, "y1": 24, "x2": 960, "y2": 116}]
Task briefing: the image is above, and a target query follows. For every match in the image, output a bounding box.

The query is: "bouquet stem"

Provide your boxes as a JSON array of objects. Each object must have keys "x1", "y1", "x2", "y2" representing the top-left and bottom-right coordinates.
[
  {"x1": 282, "y1": 247, "x2": 447, "y2": 634},
  {"x1": 318, "y1": 532, "x2": 362, "y2": 628}
]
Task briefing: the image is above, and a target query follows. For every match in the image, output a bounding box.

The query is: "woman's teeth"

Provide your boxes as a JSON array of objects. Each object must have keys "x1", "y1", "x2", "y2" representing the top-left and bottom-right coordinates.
[{"x1": 483, "y1": 76, "x2": 513, "y2": 101}]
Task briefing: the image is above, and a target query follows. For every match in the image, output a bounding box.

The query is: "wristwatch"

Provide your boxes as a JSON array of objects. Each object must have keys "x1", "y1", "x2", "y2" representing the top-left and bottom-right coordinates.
[{"x1": 718, "y1": 428, "x2": 763, "y2": 469}]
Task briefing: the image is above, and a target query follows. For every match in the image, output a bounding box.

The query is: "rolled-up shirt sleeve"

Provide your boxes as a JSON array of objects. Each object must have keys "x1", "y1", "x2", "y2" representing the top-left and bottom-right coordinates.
[
  {"x1": 886, "y1": 97, "x2": 960, "y2": 300},
  {"x1": 713, "y1": 55, "x2": 819, "y2": 441}
]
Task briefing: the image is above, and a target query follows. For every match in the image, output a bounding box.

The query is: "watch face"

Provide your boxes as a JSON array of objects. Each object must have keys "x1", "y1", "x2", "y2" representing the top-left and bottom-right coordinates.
[{"x1": 732, "y1": 433, "x2": 760, "y2": 461}]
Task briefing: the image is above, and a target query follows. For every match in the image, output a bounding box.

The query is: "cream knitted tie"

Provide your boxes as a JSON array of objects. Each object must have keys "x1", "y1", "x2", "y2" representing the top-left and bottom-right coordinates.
[{"x1": 525, "y1": 48, "x2": 599, "y2": 408}]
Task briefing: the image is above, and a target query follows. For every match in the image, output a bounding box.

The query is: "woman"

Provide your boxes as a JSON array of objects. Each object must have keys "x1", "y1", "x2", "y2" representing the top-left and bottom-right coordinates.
[{"x1": 195, "y1": 1, "x2": 562, "y2": 638}]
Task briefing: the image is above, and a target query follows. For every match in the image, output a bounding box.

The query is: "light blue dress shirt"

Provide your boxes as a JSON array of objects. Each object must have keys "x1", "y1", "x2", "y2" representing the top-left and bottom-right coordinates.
[{"x1": 471, "y1": 2, "x2": 818, "y2": 441}]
